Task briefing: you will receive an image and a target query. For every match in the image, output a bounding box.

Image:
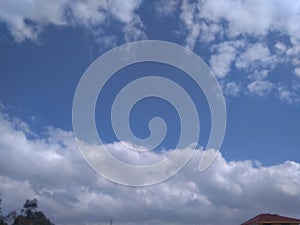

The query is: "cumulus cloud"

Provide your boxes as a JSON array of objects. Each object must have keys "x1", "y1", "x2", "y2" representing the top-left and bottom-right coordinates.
[
  {"x1": 294, "y1": 67, "x2": 300, "y2": 78},
  {"x1": 2, "y1": 0, "x2": 300, "y2": 104},
  {"x1": 278, "y1": 89, "x2": 296, "y2": 104},
  {"x1": 198, "y1": 0, "x2": 300, "y2": 39},
  {"x1": 248, "y1": 69, "x2": 270, "y2": 81},
  {"x1": 179, "y1": 0, "x2": 200, "y2": 50},
  {"x1": 0, "y1": 0, "x2": 68, "y2": 42},
  {"x1": 209, "y1": 41, "x2": 277, "y2": 81},
  {"x1": 179, "y1": 0, "x2": 224, "y2": 49},
  {"x1": 277, "y1": 86, "x2": 300, "y2": 104},
  {"x1": 1, "y1": 112, "x2": 300, "y2": 225},
  {"x1": 197, "y1": 21, "x2": 223, "y2": 44},
  {"x1": 224, "y1": 82, "x2": 241, "y2": 97},
  {"x1": 0, "y1": 0, "x2": 145, "y2": 43},
  {"x1": 122, "y1": 16, "x2": 147, "y2": 43},
  {"x1": 108, "y1": 0, "x2": 142, "y2": 24},
  {"x1": 247, "y1": 80, "x2": 273, "y2": 96},
  {"x1": 235, "y1": 43, "x2": 277, "y2": 71},
  {"x1": 209, "y1": 41, "x2": 243, "y2": 78},
  {"x1": 275, "y1": 42, "x2": 287, "y2": 53},
  {"x1": 287, "y1": 39, "x2": 300, "y2": 66},
  {"x1": 179, "y1": 0, "x2": 300, "y2": 46},
  {"x1": 210, "y1": 51, "x2": 234, "y2": 78},
  {"x1": 69, "y1": 0, "x2": 107, "y2": 26},
  {"x1": 175, "y1": 0, "x2": 300, "y2": 103},
  {"x1": 154, "y1": 0, "x2": 180, "y2": 17}
]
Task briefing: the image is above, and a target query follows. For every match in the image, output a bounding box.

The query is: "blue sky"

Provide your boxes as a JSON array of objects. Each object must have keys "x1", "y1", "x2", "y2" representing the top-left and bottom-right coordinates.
[{"x1": 1, "y1": 0, "x2": 300, "y2": 225}]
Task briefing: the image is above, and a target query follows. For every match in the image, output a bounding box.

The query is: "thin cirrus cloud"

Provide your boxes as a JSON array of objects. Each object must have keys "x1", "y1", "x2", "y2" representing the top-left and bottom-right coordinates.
[{"x1": 1, "y1": 110, "x2": 300, "y2": 225}]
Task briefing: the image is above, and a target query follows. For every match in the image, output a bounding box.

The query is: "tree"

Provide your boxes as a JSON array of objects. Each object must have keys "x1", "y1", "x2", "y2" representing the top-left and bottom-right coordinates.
[
  {"x1": 12, "y1": 199, "x2": 54, "y2": 225},
  {"x1": 3, "y1": 211, "x2": 16, "y2": 225},
  {"x1": 0, "y1": 193, "x2": 2, "y2": 216},
  {"x1": 0, "y1": 194, "x2": 7, "y2": 225},
  {"x1": 0, "y1": 218, "x2": 6, "y2": 225},
  {"x1": 0, "y1": 195, "x2": 55, "y2": 225},
  {"x1": 21, "y1": 199, "x2": 38, "y2": 219},
  {"x1": 0, "y1": 219, "x2": 6, "y2": 225},
  {"x1": 30, "y1": 211, "x2": 54, "y2": 225}
]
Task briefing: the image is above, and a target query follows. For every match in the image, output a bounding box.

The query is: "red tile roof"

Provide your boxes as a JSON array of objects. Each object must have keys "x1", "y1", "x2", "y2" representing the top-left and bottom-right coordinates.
[{"x1": 241, "y1": 213, "x2": 300, "y2": 225}]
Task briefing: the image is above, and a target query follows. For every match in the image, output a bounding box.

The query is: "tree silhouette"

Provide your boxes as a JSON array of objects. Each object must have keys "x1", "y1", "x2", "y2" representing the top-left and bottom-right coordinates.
[
  {"x1": 21, "y1": 199, "x2": 38, "y2": 219},
  {"x1": 0, "y1": 194, "x2": 54, "y2": 225},
  {"x1": 13, "y1": 199, "x2": 54, "y2": 225},
  {"x1": 0, "y1": 194, "x2": 8, "y2": 225}
]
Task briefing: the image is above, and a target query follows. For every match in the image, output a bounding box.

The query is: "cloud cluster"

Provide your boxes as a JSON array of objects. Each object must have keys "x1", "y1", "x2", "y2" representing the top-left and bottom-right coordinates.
[
  {"x1": 199, "y1": 0, "x2": 300, "y2": 38},
  {"x1": 1, "y1": 112, "x2": 300, "y2": 225},
  {"x1": 1, "y1": 0, "x2": 300, "y2": 103},
  {"x1": 0, "y1": 0, "x2": 145, "y2": 43},
  {"x1": 177, "y1": 0, "x2": 300, "y2": 102},
  {"x1": 178, "y1": 0, "x2": 300, "y2": 47}
]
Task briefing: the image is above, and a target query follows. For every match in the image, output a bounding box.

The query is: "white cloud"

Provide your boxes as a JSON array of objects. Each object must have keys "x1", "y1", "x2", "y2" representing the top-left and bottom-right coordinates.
[
  {"x1": 275, "y1": 42, "x2": 287, "y2": 52},
  {"x1": 0, "y1": 0, "x2": 68, "y2": 42},
  {"x1": 179, "y1": 0, "x2": 224, "y2": 49},
  {"x1": 198, "y1": 0, "x2": 300, "y2": 39},
  {"x1": 177, "y1": 0, "x2": 300, "y2": 103},
  {"x1": 198, "y1": 21, "x2": 223, "y2": 43},
  {"x1": 208, "y1": 1, "x2": 272, "y2": 36},
  {"x1": 294, "y1": 67, "x2": 300, "y2": 78},
  {"x1": 0, "y1": 101, "x2": 6, "y2": 110},
  {"x1": 280, "y1": 39, "x2": 300, "y2": 79},
  {"x1": 235, "y1": 43, "x2": 276, "y2": 71},
  {"x1": 180, "y1": 0, "x2": 200, "y2": 50},
  {"x1": 248, "y1": 69, "x2": 270, "y2": 81},
  {"x1": 177, "y1": 1, "x2": 300, "y2": 105},
  {"x1": 247, "y1": 80, "x2": 273, "y2": 96},
  {"x1": 108, "y1": 0, "x2": 142, "y2": 24},
  {"x1": 277, "y1": 86, "x2": 299, "y2": 104},
  {"x1": 210, "y1": 50, "x2": 233, "y2": 78},
  {"x1": 210, "y1": 41, "x2": 242, "y2": 78},
  {"x1": 69, "y1": 0, "x2": 107, "y2": 27},
  {"x1": 224, "y1": 82, "x2": 241, "y2": 97},
  {"x1": 97, "y1": 35, "x2": 118, "y2": 49},
  {"x1": 1, "y1": 112, "x2": 300, "y2": 225},
  {"x1": 287, "y1": 39, "x2": 300, "y2": 65},
  {"x1": 278, "y1": 90, "x2": 296, "y2": 104},
  {"x1": 122, "y1": 16, "x2": 147, "y2": 43},
  {"x1": 0, "y1": 0, "x2": 144, "y2": 43},
  {"x1": 154, "y1": 0, "x2": 180, "y2": 17}
]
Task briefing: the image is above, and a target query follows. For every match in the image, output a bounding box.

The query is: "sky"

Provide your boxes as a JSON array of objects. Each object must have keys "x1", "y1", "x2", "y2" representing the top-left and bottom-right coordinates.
[{"x1": 0, "y1": 0, "x2": 300, "y2": 224}]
